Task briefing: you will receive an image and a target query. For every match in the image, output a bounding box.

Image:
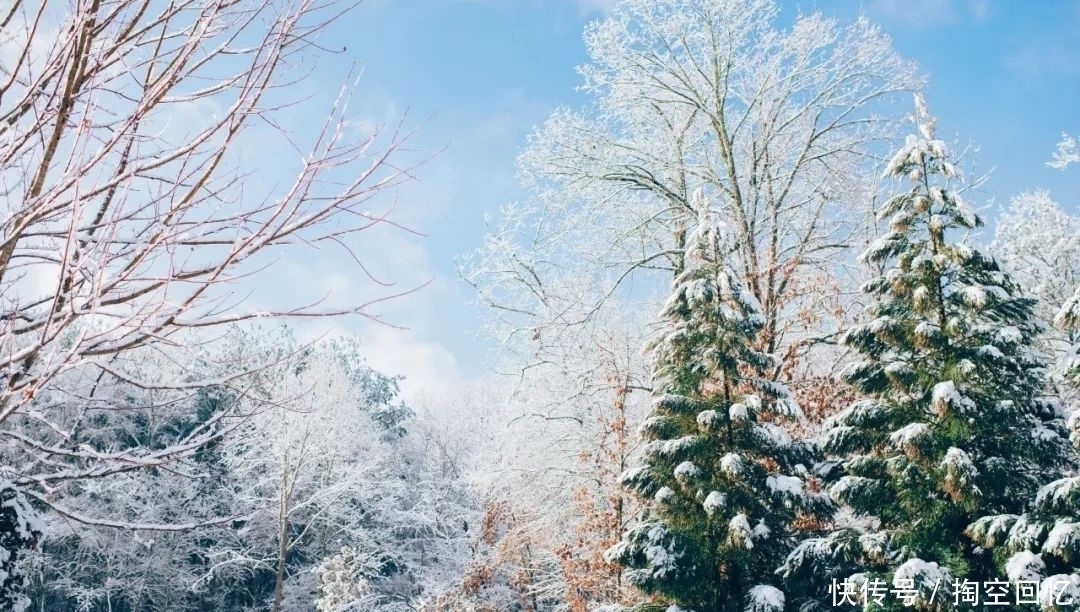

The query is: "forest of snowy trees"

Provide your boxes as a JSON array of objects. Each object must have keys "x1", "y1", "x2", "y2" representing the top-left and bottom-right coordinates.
[{"x1": 1, "y1": 0, "x2": 1078, "y2": 611}]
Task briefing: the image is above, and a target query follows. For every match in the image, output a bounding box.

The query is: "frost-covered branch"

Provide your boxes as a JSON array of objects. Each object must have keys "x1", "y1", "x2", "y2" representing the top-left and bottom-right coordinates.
[
  {"x1": 0, "y1": 0, "x2": 423, "y2": 432},
  {"x1": 1048, "y1": 132, "x2": 1080, "y2": 170}
]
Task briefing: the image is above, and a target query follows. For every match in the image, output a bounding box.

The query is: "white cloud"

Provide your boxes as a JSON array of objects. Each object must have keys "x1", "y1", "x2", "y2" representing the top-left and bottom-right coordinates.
[
  {"x1": 354, "y1": 324, "x2": 462, "y2": 403},
  {"x1": 214, "y1": 80, "x2": 550, "y2": 403}
]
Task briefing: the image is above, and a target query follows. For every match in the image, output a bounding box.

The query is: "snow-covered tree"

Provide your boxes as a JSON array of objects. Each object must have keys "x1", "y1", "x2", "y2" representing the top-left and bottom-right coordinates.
[
  {"x1": 784, "y1": 96, "x2": 1076, "y2": 610},
  {"x1": 608, "y1": 196, "x2": 829, "y2": 612},
  {"x1": 1059, "y1": 289, "x2": 1080, "y2": 385},
  {"x1": 461, "y1": 4, "x2": 918, "y2": 605},
  {"x1": 0, "y1": 0, "x2": 423, "y2": 601},
  {"x1": 461, "y1": 0, "x2": 920, "y2": 436},
  {"x1": 965, "y1": 291, "x2": 1080, "y2": 612},
  {"x1": 218, "y1": 339, "x2": 421, "y2": 612},
  {"x1": 12, "y1": 327, "x2": 291, "y2": 611},
  {"x1": 7, "y1": 327, "x2": 271, "y2": 612},
  {"x1": 556, "y1": 374, "x2": 643, "y2": 612},
  {"x1": 16, "y1": 328, "x2": 473, "y2": 612},
  {"x1": 0, "y1": 483, "x2": 42, "y2": 612},
  {"x1": 1042, "y1": 129, "x2": 1080, "y2": 396},
  {"x1": 993, "y1": 191, "x2": 1080, "y2": 381},
  {"x1": 224, "y1": 335, "x2": 476, "y2": 612}
]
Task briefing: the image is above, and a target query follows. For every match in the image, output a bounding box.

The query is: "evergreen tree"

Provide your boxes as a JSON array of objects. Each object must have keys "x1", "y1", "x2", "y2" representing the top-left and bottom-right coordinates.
[
  {"x1": 964, "y1": 288, "x2": 1080, "y2": 610},
  {"x1": 607, "y1": 193, "x2": 831, "y2": 612},
  {"x1": 782, "y1": 96, "x2": 1076, "y2": 611}
]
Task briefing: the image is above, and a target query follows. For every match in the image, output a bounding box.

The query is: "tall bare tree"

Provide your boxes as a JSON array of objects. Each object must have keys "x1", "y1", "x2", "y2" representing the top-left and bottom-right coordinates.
[{"x1": 0, "y1": 0, "x2": 422, "y2": 603}]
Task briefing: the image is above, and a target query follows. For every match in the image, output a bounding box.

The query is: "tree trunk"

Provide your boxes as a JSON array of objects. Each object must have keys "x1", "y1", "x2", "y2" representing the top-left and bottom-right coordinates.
[{"x1": 272, "y1": 477, "x2": 291, "y2": 612}]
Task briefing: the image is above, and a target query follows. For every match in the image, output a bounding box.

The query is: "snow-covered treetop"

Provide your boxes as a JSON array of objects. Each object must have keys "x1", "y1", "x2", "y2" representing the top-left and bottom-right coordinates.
[
  {"x1": 875, "y1": 93, "x2": 978, "y2": 253},
  {"x1": 994, "y1": 190, "x2": 1080, "y2": 331},
  {"x1": 884, "y1": 93, "x2": 961, "y2": 184},
  {"x1": 850, "y1": 96, "x2": 1043, "y2": 370},
  {"x1": 681, "y1": 191, "x2": 735, "y2": 274}
]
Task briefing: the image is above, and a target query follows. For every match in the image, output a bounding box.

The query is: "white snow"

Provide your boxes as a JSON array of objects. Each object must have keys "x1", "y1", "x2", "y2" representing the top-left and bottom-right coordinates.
[
  {"x1": 913, "y1": 285, "x2": 931, "y2": 308},
  {"x1": 961, "y1": 285, "x2": 988, "y2": 307},
  {"x1": 889, "y1": 423, "x2": 930, "y2": 450},
  {"x1": 858, "y1": 532, "x2": 888, "y2": 562},
  {"x1": 721, "y1": 453, "x2": 743, "y2": 476},
  {"x1": 884, "y1": 361, "x2": 912, "y2": 376},
  {"x1": 1032, "y1": 426, "x2": 1061, "y2": 443},
  {"x1": 756, "y1": 423, "x2": 792, "y2": 448},
  {"x1": 928, "y1": 213, "x2": 945, "y2": 233},
  {"x1": 0, "y1": 482, "x2": 44, "y2": 542},
  {"x1": 696, "y1": 409, "x2": 720, "y2": 430},
  {"x1": 703, "y1": 491, "x2": 725, "y2": 515},
  {"x1": 940, "y1": 447, "x2": 980, "y2": 499},
  {"x1": 885, "y1": 134, "x2": 923, "y2": 178},
  {"x1": 1006, "y1": 515, "x2": 1045, "y2": 551},
  {"x1": 655, "y1": 486, "x2": 675, "y2": 503},
  {"x1": 1055, "y1": 288, "x2": 1080, "y2": 329},
  {"x1": 931, "y1": 381, "x2": 974, "y2": 415},
  {"x1": 751, "y1": 519, "x2": 771, "y2": 540},
  {"x1": 823, "y1": 398, "x2": 879, "y2": 430},
  {"x1": 828, "y1": 475, "x2": 875, "y2": 503},
  {"x1": 745, "y1": 584, "x2": 785, "y2": 612},
  {"x1": 674, "y1": 461, "x2": 701, "y2": 480},
  {"x1": 967, "y1": 514, "x2": 1018, "y2": 548},
  {"x1": 955, "y1": 202, "x2": 979, "y2": 228},
  {"x1": 996, "y1": 325, "x2": 1022, "y2": 344},
  {"x1": 644, "y1": 435, "x2": 697, "y2": 458},
  {"x1": 1070, "y1": 412, "x2": 1080, "y2": 449},
  {"x1": 644, "y1": 524, "x2": 680, "y2": 578},
  {"x1": 869, "y1": 315, "x2": 893, "y2": 333},
  {"x1": 767, "y1": 474, "x2": 805, "y2": 496},
  {"x1": 638, "y1": 415, "x2": 669, "y2": 437},
  {"x1": 952, "y1": 242, "x2": 972, "y2": 260},
  {"x1": 728, "y1": 513, "x2": 754, "y2": 550},
  {"x1": 1042, "y1": 520, "x2": 1080, "y2": 559},
  {"x1": 914, "y1": 321, "x2": 937, "y2": 338},
  {"x1": 941, "y1": 447, "x2": 976, "y2": 471},
  {"x1": 729, "y1": 402, "x2": 748, "y2": 421},
  {"x1": 1005, "y1": 550, "x2": 1046, "y2": 583},
  {"x1": 774, "y1": 396, "x2": 802, "y2": 419},
  {"x1": 894, "y1": 558, "x2": 950, "y2": 603},
  {"x1": 956, "y1": 359, "x2": 976, "y2": 375},
  {"x1": 618, "y1": 466, "x2": 647, "y2": 486}
]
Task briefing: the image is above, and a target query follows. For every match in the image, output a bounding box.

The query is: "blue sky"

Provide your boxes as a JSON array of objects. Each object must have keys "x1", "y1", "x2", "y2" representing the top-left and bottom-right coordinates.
[{"x1": 280, "y1": 0, "x2": 1080, "y2": 397}]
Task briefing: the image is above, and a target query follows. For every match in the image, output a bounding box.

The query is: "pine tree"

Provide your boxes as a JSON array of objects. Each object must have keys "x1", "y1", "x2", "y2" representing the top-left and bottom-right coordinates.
[
  {"x1": 782, "y1": 96, "x2": 1076, "y2": 611},
  {"x1": 607, "y1": 193, "x2": 831, "y2": 612},
  {"x1": 962, "y1": 288, "x2": 1080, "y2": 610}
]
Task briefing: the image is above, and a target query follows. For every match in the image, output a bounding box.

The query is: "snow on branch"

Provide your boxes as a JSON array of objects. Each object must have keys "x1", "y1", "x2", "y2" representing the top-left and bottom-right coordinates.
[{"x1": 1048, "y1": 133, "x2": 1080, "y2": 170}]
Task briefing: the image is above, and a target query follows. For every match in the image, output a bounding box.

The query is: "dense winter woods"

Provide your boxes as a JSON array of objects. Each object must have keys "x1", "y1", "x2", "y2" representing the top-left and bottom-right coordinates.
[{"x1": 1, "y1": 0, "x2": 1078, "y2": 610}]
